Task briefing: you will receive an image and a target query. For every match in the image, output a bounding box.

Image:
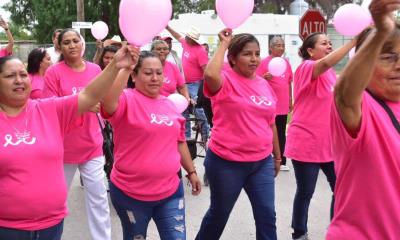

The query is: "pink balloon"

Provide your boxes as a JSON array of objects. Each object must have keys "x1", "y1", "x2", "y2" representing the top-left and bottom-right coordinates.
[
  {"x1": 167, "y1": 93, "x2": 188, "y2": 113},
  {"x1": 91, "y1": 21, "x2": 109, "y2": 40},
  {"x1": 333, "y1": 4, "x2": 371, "y2": 36},
  {"x1": 119, "y1": 0, "x2": 172, "y2": 46},
  {"x1": 268, "y1": 57, "x2": 287, "y2": 77},
  {"x1": 216, "y1": 0, "x2": 254, "y2": 29}
]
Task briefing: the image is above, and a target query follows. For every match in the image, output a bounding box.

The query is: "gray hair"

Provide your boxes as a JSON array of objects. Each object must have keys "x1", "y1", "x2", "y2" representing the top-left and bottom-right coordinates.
[
  {"x1": 150, "y1": 40, "x2": 168, "y2": 51},
  {"x1": 269, "y1": 36, "x2": 284, "y2": 49}
]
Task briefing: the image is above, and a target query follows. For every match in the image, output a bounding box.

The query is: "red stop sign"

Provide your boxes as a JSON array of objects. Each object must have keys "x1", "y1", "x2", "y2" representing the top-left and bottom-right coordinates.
[{"x1": 299, "y1": 10, "x2": 326, "y2": 41}]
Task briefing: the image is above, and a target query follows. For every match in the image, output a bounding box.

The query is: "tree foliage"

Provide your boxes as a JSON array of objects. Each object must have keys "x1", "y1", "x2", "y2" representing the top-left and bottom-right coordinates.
[
  {"x1": 4, "y1": 0, "x2": 120, "y2": 43},
  {"x1": 3, "y1": 0, "x2": 360, "y2": 43}
]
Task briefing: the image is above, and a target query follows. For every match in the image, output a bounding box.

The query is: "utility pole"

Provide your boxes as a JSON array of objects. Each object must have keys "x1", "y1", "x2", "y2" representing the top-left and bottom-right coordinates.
[{"x1": 76, "y1": 0, "x2": 85, "y2": 38}]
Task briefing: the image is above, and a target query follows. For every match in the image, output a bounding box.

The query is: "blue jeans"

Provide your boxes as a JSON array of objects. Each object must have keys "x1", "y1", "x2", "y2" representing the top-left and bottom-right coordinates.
[
  {"x1": 196, "y1": 150, "x2": 277, "y2": 240},
  {"x1": 109, "y1": 181, "x2": 186, "y2": 240},
  {"x1": 0, "y1": 220, "x2": 63, "y2": 240},
  {"x1": 184, "y1": 81, "x2": 210, "y2": 139},
  {"x1": 291, "y1": 160, "x2": 336, "y2": 239}
]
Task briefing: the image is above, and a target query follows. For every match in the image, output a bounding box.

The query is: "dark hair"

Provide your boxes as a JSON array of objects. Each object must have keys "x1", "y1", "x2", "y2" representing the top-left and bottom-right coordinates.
[
  {"x1": 355, "y1": 24, "x2": 400, "y2": 53},
  {"x1": 0, "y1": 56, "x2": 20, "y2": 73},
  {"x1": 133, "y1": 51, "x2": 160, "y2": 74},
  {"x1": 57, "y1": 28, "x2": 81, "y2": 62},
  {"x1": 227, "y1": 33, "x2": 260, "y2": 67},
  {"x1": 27, "y1": 48, "x2": 47, "y2": 74},
  {"x1": 298, "y1": 32, "x2": 325, "y2": 60},
  {"x1": 99, "y1": 45, "x2": 118, "y2": 70}
]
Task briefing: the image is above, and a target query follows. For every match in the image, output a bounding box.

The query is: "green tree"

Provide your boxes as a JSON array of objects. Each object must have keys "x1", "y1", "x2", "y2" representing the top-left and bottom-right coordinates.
[
  {"x1": 4, "y1": 0, "x2": 120, "y2": 43},
  {"x1": 0, "y1": 22, "x2": 34, "y2": 40},
  {"x1": 171, "y1": 0, "x2": 214, "y2": 18}
]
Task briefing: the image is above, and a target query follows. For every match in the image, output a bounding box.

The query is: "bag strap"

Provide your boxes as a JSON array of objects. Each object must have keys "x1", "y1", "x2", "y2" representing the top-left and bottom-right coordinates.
[
  {"x1": 95, "y1": 113, "x2": 106, "y2": 138},
  {"x1": 367, "y1": 90, "x2": 400, "y2": 134}
]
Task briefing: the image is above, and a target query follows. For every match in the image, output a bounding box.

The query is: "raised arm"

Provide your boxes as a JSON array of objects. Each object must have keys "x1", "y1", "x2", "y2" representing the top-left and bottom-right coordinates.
[
  {"x1": 92, "y1": 40, "x2": 104, "y2": 64},
  {"x1": 0, "y1": 19, "x2": 14, "y2": 54},
  {"x1": 204, "y1": 28, "x2": 232, "y2": 94},
  {"x1": 101, "y1": 68, "x2": 132, "y2": 115},
  {"x1": 78, "y1": 45, "x2": 138, "y2": 114},
  {"x1": 166, "y1": 25, "x2": 183, "y2": 41},
  {"x1": 313, "y1": 39, "x2": 356, "y2": 79},
  {"x1": 334, "y1": 0, "x2": 399, "y2": 131}
]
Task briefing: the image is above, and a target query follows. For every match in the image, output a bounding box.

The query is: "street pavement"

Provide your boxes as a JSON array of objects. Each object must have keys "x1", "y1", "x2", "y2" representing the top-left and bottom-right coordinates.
[{"x1": 63, "y1": 155, "x2": 332, "y2": 240}]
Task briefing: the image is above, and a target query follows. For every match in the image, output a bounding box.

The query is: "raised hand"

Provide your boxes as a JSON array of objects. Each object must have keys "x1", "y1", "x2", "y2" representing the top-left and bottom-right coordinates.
[
  {"x1": 369, "y1": 0, "x2": 400, "y2": 35},
  {"x1": 113, "y1": 45, "x2": 140, "y2": 70},
  {"x1": 218, "y1": 28, "x2": 233, "y2": 46},
  {"x1": 0, "y1": 18, "x2": 9, "y2": 30}
]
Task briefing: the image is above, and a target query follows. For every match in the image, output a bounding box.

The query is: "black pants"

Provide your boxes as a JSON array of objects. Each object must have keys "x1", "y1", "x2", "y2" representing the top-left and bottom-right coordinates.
[
  {"x1": 275, "y1": 114, "x2": 288, "y2": 165},
  {"x1": 196, "y1": 80, "x2": 213, "y2": 128}
]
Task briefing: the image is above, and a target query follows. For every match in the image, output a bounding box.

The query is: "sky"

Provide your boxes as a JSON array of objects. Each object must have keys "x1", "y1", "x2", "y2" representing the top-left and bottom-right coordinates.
[{"x1": 0, "y1": 0, "x2": 10, "y2": 21}]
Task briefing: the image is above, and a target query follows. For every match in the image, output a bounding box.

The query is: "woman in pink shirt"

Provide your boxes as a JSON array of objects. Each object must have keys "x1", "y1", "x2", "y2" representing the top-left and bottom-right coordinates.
[
  {"x1": 284, "y1": 31, "x2": 355, "y2": 239},
  {"x1": 327, "y1": 1, "x2": 400, "y2": 239},
  {"x1": 101, "y1": 51, "x2": 201, "y2": 240},
  {"x1": 256, "y1": 36, "x2": 293, "y2": 171},
  {"x1": 27, "y1": 48, "x2": 52, "y2": 99},
  {"x1": 150, "y1": 39, "x2": 189, "y2": 99},
  {"x1": 0, "y1": 47, "x2": 138, "y2": 240},
  {"x1": 195, "y1": 29, "x2": 281, "y2": 240},
  {"x1": 42, "y1": 28, "x2": 111, "y2": 240}
]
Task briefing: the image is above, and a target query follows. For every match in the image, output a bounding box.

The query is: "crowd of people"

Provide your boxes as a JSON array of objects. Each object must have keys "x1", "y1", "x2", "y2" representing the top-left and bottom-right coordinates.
[{"x1": 0, "y1": 0, "x2": 399, "y2": 239}]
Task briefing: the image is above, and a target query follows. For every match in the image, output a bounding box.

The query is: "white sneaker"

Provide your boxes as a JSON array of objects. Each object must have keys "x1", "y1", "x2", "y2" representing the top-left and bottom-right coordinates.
[
  {"x1": 293, "y1": 234, "x2": 310, "y2": 240},
  {"x1": 280, "y1": 164, "x2": 290, "y2": 171}
]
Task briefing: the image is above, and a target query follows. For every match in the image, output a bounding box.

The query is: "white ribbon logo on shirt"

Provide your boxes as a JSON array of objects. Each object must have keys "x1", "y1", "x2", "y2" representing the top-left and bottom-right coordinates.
[
  {"x1": 150, "y1": 113, "x2": 174, "y2": 126},
  {"x1": 250, "y1": 96, "x2": 272, "y2": 106},
  {"x1": 72, "y1": 87, "x2": 84, "y2": 95},
  {"x1": 183, "y1": 52, "x2": 190, "y2": 59},
  {"x1": 163, "y1": 77, "x2": 171, "y2": 84},
  {"x1": 3, "y1": 131, "x2": 37, "y2": 147}
]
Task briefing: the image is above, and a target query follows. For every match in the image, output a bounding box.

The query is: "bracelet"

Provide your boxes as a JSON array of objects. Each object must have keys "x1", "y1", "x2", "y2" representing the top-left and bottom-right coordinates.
[
  {"x1": 274, "y1": 158, "x2": 282, "y2": 162},
  {"x1": 185, "y1": 170, "x2": 197, "y2": 179}
]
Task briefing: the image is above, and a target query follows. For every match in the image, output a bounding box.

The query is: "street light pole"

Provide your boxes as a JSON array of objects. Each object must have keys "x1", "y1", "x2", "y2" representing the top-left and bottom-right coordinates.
[{"x1": 76, "y1": 0, "x2": 85, "y2": 38}]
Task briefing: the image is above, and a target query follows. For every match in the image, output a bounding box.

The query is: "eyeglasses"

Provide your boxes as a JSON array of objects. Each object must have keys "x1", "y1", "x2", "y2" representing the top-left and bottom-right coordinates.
[{"x1": 378, "y1": 52, "x2": 400, "y2": 65}]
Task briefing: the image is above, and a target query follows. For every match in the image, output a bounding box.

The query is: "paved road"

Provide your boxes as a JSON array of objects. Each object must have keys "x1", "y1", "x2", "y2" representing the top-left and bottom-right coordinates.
[{"x1": 63, "y1": 156, "x2": 332, "y2": 240}]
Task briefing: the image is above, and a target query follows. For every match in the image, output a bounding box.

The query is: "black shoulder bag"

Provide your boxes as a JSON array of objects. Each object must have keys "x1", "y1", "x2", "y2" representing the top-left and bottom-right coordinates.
[
  {"x1": 367, "y1": 90, "x2": 400, "y2": 134},
  {"x1": 96, "y1": 114, "x2": 115, "y2": 179}
]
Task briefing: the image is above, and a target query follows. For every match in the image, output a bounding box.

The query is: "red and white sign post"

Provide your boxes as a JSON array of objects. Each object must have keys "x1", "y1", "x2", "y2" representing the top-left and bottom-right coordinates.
[{"x1": 299, "y1": 10, "x2": 327, "y2": 41}]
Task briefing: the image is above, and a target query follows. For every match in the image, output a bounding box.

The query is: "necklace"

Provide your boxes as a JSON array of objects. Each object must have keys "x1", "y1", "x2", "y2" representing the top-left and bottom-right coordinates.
[{"x1": 0, "y1": 105, "x2": 36, "y2": 147}]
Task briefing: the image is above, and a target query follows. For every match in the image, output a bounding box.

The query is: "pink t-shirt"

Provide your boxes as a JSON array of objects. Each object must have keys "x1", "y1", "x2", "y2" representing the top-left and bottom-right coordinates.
[
  {"x1": 42, "y1": 61, "x2": 103, "y2": 164},
  {"x1": 0, "y1": 47, "x2": 11, "y2": 57},
  {"x1": 285, "y1": 60, "x2": 336, "y2": 163},
  {"x1": 0, "y1": 96, "x2": 79, "y2": 230},
  {"x1": 160, "y1": 61, "x2": 185, "y2": 96},
  {"x1": 29, "y1": 73, "x2": 44, "y2": 99},
  {"x1": 204, "y1": 68, "x2": 277, "y2": 161},
  {"x1": 327, "y1": 93, "x2": 400, "y2": 239},
  {"x1": 256, "y1": 56, "x2": 293, "y2": 115},
  {"x1": 101, "y1": 89, "x2": 186, "y2": 201},
  {"x1": 179, "y1": 38, "x2": 208, "y2": 83}
]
